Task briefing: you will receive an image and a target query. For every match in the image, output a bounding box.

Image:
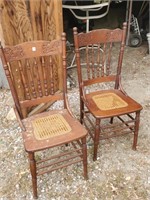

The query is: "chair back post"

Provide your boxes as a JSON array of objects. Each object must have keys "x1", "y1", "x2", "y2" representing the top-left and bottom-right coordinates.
[
  {"x1": 115, "y1": 22, "x2": 127, "y2": 89},
  {"x1": 73, "y1": 27, "x2": 84, "y2": 98},
  {"x1": 0, "y1": 42, "x2": 23, "y2": 118},
  {"x1": 61, "y1": 32, "x2": 68, "y2": 109}
]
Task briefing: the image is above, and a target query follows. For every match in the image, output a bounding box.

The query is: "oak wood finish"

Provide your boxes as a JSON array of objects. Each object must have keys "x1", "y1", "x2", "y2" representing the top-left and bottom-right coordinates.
[
  {"x1": 0, "y1": 33, "x2": 88, "y2": 198},
  {"x1": 73, "y1": 23, "x2": 143, "y2": 161}
]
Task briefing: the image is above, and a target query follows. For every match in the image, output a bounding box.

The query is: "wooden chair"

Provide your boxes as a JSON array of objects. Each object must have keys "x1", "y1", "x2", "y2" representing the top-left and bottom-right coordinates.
[
  {"x1": 0, "y1": 33, "x2": 88, "y2": 198},
  {"x1": 73, "y1": 22, "x2": 143, "y2": 161}
]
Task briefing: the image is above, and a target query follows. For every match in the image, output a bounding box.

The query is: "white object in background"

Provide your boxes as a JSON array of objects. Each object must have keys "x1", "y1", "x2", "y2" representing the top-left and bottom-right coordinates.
[
  {"x1": 147, "y1": 33, "x2": 150, "y2": 54},
  {"x1": 62, "y1": 0, "x2": 111, "y2": 33}
]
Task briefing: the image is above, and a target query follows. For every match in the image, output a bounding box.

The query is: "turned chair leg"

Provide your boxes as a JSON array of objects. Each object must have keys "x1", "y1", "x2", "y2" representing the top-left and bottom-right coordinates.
[
  {"x1": 28, "y1": 152, "x2": 38, "y2": 199},
  {"x1": 132, "y1": 111, "x2": 140, "y2": 150},
  {"x1": 82, "y1": 137, "x2": 88, "y2": 180},
  {"x1": 93, "y1": 119, "x2": 100, "y2": 161}
]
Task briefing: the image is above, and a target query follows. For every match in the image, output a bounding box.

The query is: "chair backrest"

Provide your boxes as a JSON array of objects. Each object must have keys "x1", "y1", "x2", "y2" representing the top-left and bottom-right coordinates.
[
  {"x1": 73, "y1": 22, "x2": 127, "y2": 92},
  {"x1": 0, "y1": 33, "x2": 67, "y2": 119}
]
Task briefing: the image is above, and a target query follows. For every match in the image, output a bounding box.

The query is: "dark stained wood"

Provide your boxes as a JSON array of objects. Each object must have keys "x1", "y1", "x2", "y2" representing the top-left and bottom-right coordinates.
[
  {"x1": 0, "y1": 34, "x2": 88, "y2": 198},
  {"x1": 73, "y1": 22, "x2": 143, "y2": 161}
]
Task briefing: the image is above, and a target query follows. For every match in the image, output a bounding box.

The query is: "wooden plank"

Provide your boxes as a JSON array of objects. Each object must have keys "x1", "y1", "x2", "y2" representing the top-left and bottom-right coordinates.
[
  {"x1": 29, "y1": 0, "x2": 62, "y2": 41},
  {"x1": 54, "y1": 0, "x2": 63, "y2": 39},
  {"x1": 41, "y1": 0, "x2": 56, "y2": 40},
  {"x1": 0, "y1": 7, "x2": 5, "y2": 47},
  {"x1": 29, "y1": 0, "x2": 42, "y2": 40},
  {"x1": 54, "y1": 0, "x2": 63, "y2": 90},
  {"x1": 0, "y1": 0, "x2": 33, "y2": 45},
  {"x1": 0, "y1": 0, "x2": 13, "y2": 45}
]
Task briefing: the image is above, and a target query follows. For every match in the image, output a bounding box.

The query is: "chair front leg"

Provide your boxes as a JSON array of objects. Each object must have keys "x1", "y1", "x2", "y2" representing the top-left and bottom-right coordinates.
[
  {"x1": 81, "y1": 137, "x2": 88, "y2": 180},
  {"x1": 28, "y1": 152, "x2": 38, "y2": 199},
  {"x1": 93, "y1": 118, "x2": 100, "y2": 161},
  {"x1": 132, "y1": 111, "x2": 140, "y2": 150}
]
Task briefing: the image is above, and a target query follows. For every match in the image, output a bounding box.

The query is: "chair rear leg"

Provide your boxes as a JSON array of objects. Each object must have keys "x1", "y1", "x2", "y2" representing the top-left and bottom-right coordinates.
[
  {"x1": 28, "y1": 152, "x2": 38, "y2": 199},
  {"x1": 132, "y1": 111, "x2": 140, "y2": 150},
  {"x1": 93, "y1": 119, "x2": 100, "y2": 161},
  {"x1": 80, "y1": 99, "x2": 84, "y2": 124},
  {"x1": 81, "y1": 137, "x2": 88, "y2": 180}
]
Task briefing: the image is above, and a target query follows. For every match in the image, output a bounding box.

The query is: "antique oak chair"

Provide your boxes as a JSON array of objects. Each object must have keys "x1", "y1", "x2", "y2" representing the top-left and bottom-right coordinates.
[
  {"x1": 73, "y1": 22, "x2": 143, "y2": 161},
  {"x1": 0, "y1": 33, "x2": 88, "y2": 198}
]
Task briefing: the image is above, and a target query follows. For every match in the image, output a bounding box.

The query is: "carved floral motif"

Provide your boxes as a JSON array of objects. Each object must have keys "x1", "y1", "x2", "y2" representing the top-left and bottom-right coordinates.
[
  {"x1": 42, "y1": 40, "x2": 61, "y2": 54},
  {"x1": 4, "y1": 46, "x2": 24, "y2": 61}
]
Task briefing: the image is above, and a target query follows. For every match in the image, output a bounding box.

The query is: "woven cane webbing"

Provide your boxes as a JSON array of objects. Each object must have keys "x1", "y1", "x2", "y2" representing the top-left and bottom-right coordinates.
[
  {"x1": 92, "y1": 93, "x2": 128, "y2": 110},
  {"x1": 32, "y1": 114, "x2": 72, "y2": 140}
]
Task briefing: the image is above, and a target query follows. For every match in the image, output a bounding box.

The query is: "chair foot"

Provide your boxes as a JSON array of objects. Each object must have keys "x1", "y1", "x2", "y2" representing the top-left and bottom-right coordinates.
[
  {"x1": 132, "y1": 145, "x2": 137, "y2": 151},
  {"x1": 33, "y1": 195, "x2": 38, "y2": 199},
  {"x1": 93, "y1": 157, "x2": 97, "y2": 162},
  {"x1": 84, "y1": 176, "x2": 89, "y2": 180}
]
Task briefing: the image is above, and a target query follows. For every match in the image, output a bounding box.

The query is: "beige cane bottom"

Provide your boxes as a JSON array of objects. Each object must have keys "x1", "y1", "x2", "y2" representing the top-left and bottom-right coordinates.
[
  {"x1": 92, "y1": 93, "x2": 128, "y2": 110},
  {"x1": 32, "y1": 113, "x2": 72, "y2": 140}
]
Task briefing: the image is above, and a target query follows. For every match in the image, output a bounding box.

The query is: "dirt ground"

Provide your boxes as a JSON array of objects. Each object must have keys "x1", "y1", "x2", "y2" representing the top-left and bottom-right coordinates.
[{"x1": 0, "y1": 41, "x2": 150, "y2": 200}]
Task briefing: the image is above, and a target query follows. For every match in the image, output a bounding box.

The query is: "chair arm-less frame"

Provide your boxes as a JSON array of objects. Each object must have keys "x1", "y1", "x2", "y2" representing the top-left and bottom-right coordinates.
[
  {"x1": 73, "y1": 22, "x2": 143, "y2": 160},
  {"x1": 0, "y1": 33, "x2": 88, "y2": 198}
]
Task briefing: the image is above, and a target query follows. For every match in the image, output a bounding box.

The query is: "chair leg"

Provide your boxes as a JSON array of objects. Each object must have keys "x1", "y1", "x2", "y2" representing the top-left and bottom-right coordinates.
[
  {"x1": 28, "y1": 152, "x2": 38, "y2": 199},
  {"x1": 80, "y1": 99, "x2": 84, "y2": 124},
  {"x1": 93, "y1": 118, "x2": 100, "y2": 161},
  {"x1": 81, "y1": 137, "x2": 88, "y2": 180},
  {"x1": 132, "y1": 111, "x2": 140, "y2": 150}
]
